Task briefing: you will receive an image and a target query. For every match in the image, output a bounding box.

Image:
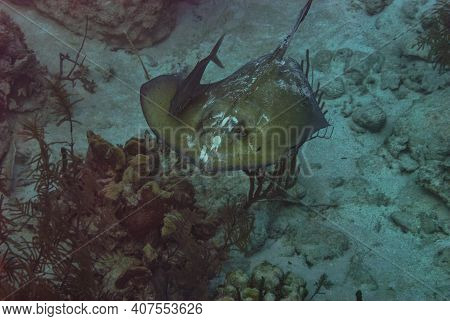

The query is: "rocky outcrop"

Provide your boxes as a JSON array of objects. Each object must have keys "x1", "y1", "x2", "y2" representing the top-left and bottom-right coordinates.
[
  {"x1": 0, "y1": 11, "x2": 48, "y2": 114},
  {"x1": 386, "y1": 91, "x2": 449, "y2": 163},
  {"x1": 0, "y1": 11, "x2": 47, "y2": 165},
  {"x1": 384, "y1": 89, "x2": 450, "y2": 207},
  {"x1": 362, "y1": 0, "x2": 393, "y2": 16},
  {"x1": 352, "y1": 102, "x2": 387, "y2": 133},
  {"x1": 11, "y1": 0, "x2": 179, "y2": 49}
]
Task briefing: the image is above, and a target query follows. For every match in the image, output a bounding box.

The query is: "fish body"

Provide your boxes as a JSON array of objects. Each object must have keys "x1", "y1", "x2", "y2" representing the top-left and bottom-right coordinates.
[{"x1": 140, "y1": 0, "x2": 329, "y2": 172}]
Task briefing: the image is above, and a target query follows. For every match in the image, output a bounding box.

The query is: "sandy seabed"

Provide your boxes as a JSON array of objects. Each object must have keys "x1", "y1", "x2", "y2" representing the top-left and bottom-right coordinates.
[{"x1": 1, "y1": 0, "x2": 449, "y2": 300}]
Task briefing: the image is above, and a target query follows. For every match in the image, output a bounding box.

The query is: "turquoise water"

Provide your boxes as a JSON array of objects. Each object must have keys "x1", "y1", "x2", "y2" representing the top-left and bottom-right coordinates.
[{"x1": 0, "y1": 0, "x2": 448, "y2": 300}]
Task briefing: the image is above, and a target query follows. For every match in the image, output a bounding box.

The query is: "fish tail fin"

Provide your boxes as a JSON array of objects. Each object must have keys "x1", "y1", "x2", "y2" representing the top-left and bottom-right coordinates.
[
  {"x1": 209, "y1": 34, "x2": 225, "y2": 68},
  {"x1": 270, "y1": 0, "x2": 313, "y2": 61}
]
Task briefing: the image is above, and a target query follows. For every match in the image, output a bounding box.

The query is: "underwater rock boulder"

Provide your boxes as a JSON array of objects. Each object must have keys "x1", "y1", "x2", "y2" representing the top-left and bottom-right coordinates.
[
  {"x1": 312, "y1": 49, "x2": 334, "y2": 72},
  {"x1": 384, "y1": 91, "x2": 449, "y2": 206},
  {"x1": 351, "y1": 102, "x2": 386, "y2": 133},
  {"x1": 433, "y1": 247, "x2": 450, "y2": 271},
  {"x1": 416, "y1": 160, "x2": 450, "y2": 208},
  {"x1": 380, "y1": 70, "x2": 402, "y2": 91},
  {"x1": 398, "y1": 153, "x2": 419, "y2": 173},
  {"x1": 0, "y1": 11, "x2": 48, "y2": 113},
  {"x1": 293, "y1": 223, "x2": 350, "y2": 265},
  {"x1": 322, "y1": 77, "x2": 346, "y2": 99},
  {"x1": 390, "y1": 210, "x2": 420, "y2": 234},
  {"x1": 362, "y1": 0, "x2": 393, "y2": 16},
  {"x1": 14, "y1": 0, "x2": 178, "y2": 49},
  {"x1": 388, "y1": 91, "x2": 449, "y2": 162}
]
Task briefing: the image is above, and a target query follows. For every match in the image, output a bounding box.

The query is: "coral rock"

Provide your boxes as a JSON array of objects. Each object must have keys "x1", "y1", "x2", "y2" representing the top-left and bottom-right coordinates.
[
  {"x1": 124, "y1": 137, "x2": 147, "y2": 157},
  {"x1": 102, "y1": 181, "x2": 124, "y2": 202},
  {"x1": 225, "y1": 270, "x2": 249, "y2": 290},
  {"x1": 123, "y1": 207, "x2": 164, "y2": 238},
  {"x1": 380, "y1": 70, "x2": 401, "y2": 91},
  {"x1": 433, "y1": 247, "x2": 450, "y2": 271},
  {"x1": 322, "y1": 77, "x2": 346, "y2": 99},
  {"x1": 16, "y1": 0, "x2": 178, "y2": 49},
  {"x1": 250, "y1": 261, "x2": 283, "y2": 291},
  {"x1": 362, "y1": 0, "x2": 393, "y2": 16},
  {"x1": 122, "y1": 154, "x2": 152, "y2": 185},
  {"x1": 216, "y1": 285, "x2": 238, "y2": 300},
  {"x1": 165, "y1": 178, "x2": 196, "y2": 205},
  {"x1": 87, "y1": 131, "x2": 126, "y2": 173},
  {"x1": 352, "y1": 103, "x2": 387, "y2": 133},
  {"x1": 312, "y1": 49, "x2": 334, "y2": 72},
  {"x1": 240, "y1": 287, "x2": 260, "y2": 301},
  {"x1": 388, "y1": 92, "x2": 449, "y2": 161},
  {"x1": 416, "y1": 160, "x2": 450, "y2": 207},
  {"x1": 161, "y1": 210, "x2": 184, "y2": 238},
  {"x1": 390, "y1": 210, "x2": 420, "y2": 233},
  {"x1": 398, "y1": 153, "x2": 419, "y2": 173},
  {"x1": 0, "y1": 11, "x2": 48, "y2": 113},
  {"x1": 138, "y1": 181, "x2": 172, "y2": 203}
]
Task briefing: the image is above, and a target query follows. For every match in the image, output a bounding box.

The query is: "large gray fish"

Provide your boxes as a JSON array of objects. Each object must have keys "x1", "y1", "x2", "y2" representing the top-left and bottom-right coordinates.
[{"x1": 140, "y1": 0, "x2": 329, "y2": 172}]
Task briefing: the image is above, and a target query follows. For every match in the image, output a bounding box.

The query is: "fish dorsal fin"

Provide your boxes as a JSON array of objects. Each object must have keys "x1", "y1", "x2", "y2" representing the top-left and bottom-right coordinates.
[
  {"x1": 209, "y1": 34, "x2": 225, "y2": 68},
  {"x1": 270, "y1": 0, "x2": 313, "y2": 62},
  {"x1": 169, "y1": 35, "x2": 225, "y2": 115}
]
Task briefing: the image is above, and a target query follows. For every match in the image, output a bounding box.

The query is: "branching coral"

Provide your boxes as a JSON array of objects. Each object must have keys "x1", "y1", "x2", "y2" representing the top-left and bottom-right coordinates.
[
  {"x1": 0, "y1": 128, "x2": 253, "y2": 300},
  {"x1": 57, "y1": 18, "x2": 96, "y2": 93},
  {"x1": 416, "y1": 0, "x2": 450, "y2": 73},
  {"x1": 0, "y1": 115, "x2": 106, "y2": 300}
]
